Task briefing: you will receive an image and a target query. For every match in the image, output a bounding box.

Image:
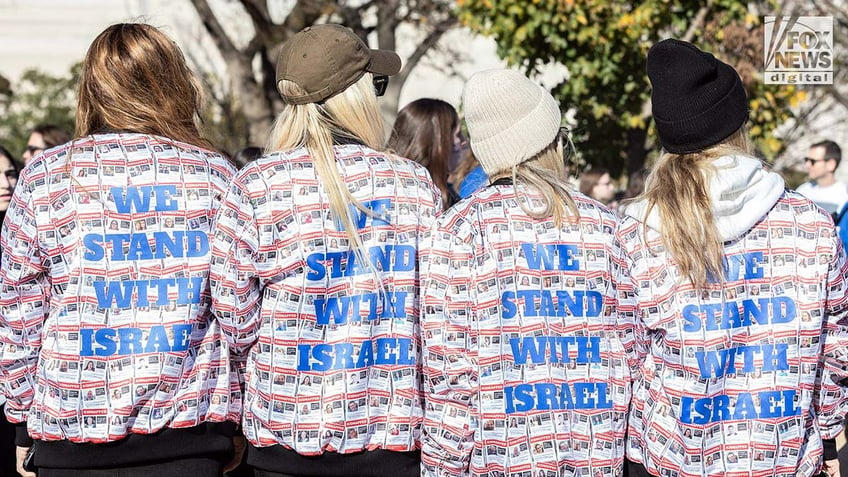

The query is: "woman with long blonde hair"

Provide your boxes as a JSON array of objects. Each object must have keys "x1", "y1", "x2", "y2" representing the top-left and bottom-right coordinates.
[
  {"x1": 208, "y1": 24, "x2": 440, "y2": 477},
  {"x1": 420, "y1": 69, "x2": 635, "y2": 477},
  {"x1": 620, "y1": 39, "x2": 848, "y2": 477},
  {"x1": 0, "y1": 23, "x2": 239, "y2": 476}
]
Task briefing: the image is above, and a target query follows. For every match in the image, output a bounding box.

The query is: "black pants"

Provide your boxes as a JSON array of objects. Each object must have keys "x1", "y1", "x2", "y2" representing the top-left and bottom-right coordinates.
[
  {"x1": 626, "y1": 458, "x2": 829, "y2": 477},
  {"x1": 0, "y1": 404, "x2": 15, "y2": 477},
  {"x1": 36, "y1": 457, "x2": 223, "y2": 477},
  {"x1": 626, "y1": 460, "x2": 652, "y2": 477},
  {"x1": 253, "y1": 471, "x2": 296, "y2": 477}
]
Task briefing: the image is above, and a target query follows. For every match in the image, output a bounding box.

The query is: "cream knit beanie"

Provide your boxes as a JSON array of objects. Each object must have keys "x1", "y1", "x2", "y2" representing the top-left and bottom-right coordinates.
[{"x1": 462, "y1": 69, "x2": 562, "y2": 176}]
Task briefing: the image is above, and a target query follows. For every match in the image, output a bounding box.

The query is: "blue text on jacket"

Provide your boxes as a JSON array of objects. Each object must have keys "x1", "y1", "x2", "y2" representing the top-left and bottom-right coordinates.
[
  {"x1": 314, "y1": 291, "x2": 407, "y2": 325},
  {"x1": 297, "y1": 338, "x2": 414, "y2": 371},
  {"x1": 695, "y1": 344, "x2": 789, "y2": 378},
  {"x1": 522, "y1": 243, "x2": 580, "y2": 270},
  {"x1": 501, "y1": 290, "x2": 603, "y2": 319},
  {"x1": 83, "y1": 231, "x2": 209, "y2": 261},
  {"x1": 681, "y1": 297, "x2": 796, "y2": 332},
  {"x1": 93, "y1": 277, "x2": 203, "y2": 309},
  {"x1": 111, "y1": 185, "x2": 179, "y2": 213},
  {"x1": 505, "y1": 382, "x2": 613, "y2": 413},
  {"x1": 509, "y1": 336, "x2": 601, "y2": 365},
  {"x1": 305, "y1": 245, "x2": 415, "y2": 280},
  {"x1": 680, "y1": 390, "x2": 800, "y2": 424},
  {"x1": 80, "y1": 324, "x2": 193, "y2": 356}
]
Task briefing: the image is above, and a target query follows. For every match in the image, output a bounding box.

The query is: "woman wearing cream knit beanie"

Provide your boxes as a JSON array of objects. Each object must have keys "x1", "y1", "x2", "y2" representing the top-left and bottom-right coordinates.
[
  {"x1": 420, "y1": 68, "x2": 633, "y2": 477},
  {"x1": 463, "y1": 69, "x2": 562, "y2": 176}
]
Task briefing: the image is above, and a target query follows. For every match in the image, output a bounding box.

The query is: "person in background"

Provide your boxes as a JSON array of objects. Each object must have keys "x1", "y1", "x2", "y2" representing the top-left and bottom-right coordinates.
[
  {"x1": 620, "y1": 38, "x2": 848, "y2": 477},
  {"x1": 22, "y1": 124, "x2": 72, "y2": 164},
  {"x1": 209, "y1": 24, "x2": 440, "y2": 477},
  {"x1": 614, "y1": 168, "x2": 649, "y2": 216},
  {"x1": 0, "y1": 145, "x2": 18, "y2": 220},
  {"x1": 0, "y1": 143, "x2": 19, "y2": 477},
  {"x1": 797, "y1": 140, "x2": 847, "y2": 217},
  {"x1": 451, "y1": 152, "x2": 487, "y2": 200},
  {"x1": 233, "y1": 146, "x2": 263, "y2": 169},
  {"x1": 0, "y1": 23, "x2": 240, "y2": 477},
  {"x1": 388, "y1": 98, "x2": 464, "y2": 210},
  {"x1": 579, "y1": 167, "x2": 615, "y2": 205},
  {"x1": 421, "y1": 69, "x2": 635, "y2": 477}
]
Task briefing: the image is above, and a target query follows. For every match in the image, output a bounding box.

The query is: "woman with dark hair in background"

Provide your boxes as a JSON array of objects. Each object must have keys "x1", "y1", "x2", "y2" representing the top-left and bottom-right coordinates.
[
  {"x1": 0, "y1": 143, "x2": 19, "y2": 477},
  {"x1": 389, "y1": 98, "x2": 464, "y2": 210},
  {"x1": 0, "y1": 145, "x2": 18, "y2": 221},
  {"x1": 22, "y1": 124, "x2": 72, "y2": 164},
  {"x1": 578, "y1": 167, "x2": 615, "y2": 205},
  {"x1": 0, "y1": 23, "x2": 239, "y2": 476}
]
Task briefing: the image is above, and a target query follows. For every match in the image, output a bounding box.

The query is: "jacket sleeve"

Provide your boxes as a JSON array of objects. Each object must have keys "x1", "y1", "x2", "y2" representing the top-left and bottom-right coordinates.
[
  {"x1": 420, "y1": 224, "x2": 478, "y2": 477},
  {"x1": 614, "y1": 223, "x2": 649, "y2": 382},
  {"x1": 816, "y1": 235, "x2": 848, "y2": 439},
  {"x1": 209, "y1": 176, "x2": 263, "y2": 355},
  {"x1": 0, "y1": 174, "x2": 48, "y2": 425}
]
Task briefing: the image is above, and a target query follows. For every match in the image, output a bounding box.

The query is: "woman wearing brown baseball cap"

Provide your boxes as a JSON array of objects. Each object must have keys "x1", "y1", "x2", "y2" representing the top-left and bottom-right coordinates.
[{"x1": 209, "y1": 24, "x2": 441, "y2": 477}]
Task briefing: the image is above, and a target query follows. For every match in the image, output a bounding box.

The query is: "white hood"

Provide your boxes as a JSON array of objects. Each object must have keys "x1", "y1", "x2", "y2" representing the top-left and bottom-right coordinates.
[{"x1": 624, "y1": 155, "x2": 785, "y2": 242}]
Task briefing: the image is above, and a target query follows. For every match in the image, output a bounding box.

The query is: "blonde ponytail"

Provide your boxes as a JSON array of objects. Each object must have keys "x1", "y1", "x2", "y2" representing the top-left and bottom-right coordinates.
[
  {"x1": 640, "y1": 127, "x2": 752, "y2": 289},
  {"x1": 268, "y1": 74, "x2": 387, "y2": 275},
  {"x1": 490, "y1": 134, "x2": 579, "y2": 228}
]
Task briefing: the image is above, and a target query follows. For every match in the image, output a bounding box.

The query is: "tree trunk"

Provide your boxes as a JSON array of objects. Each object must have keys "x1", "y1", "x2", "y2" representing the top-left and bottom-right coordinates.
[
  {"x1": 380, "y1": 80, "x2": 403, "y2": 140},
  {"x1": 230, "y1": 58, "x2": 275, "y2": 148},
  {"x1": 625, "y1": 126, "x2": 649, "y2": 176}
]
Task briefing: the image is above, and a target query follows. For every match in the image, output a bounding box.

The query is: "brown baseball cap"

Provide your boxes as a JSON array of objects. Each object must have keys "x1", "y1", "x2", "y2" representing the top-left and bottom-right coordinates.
[{"x1": 276, "y1": 24, "x2": 402, "y2": 105}]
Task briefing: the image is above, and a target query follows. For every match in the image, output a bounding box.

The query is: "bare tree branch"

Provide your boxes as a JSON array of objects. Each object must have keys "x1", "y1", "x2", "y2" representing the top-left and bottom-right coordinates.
[
  {"x1": 396, "y1": 15, "x2": 458, "y2": 85},
  {"x1": 681, "y1": 5, "x2": 711, "y2": 43},
  {"x1": 188, "y1": 0, "x2": 238, "y2": 61},
  {"x1": 187, "y1": 0, "x2": 462, "y2": 145},
  {"x1": 282, "y1": 0, "x2": 330, "y2": 34},
  {"x1": 331, "y1": 2, "x2": 370, "y2": 40},
  {"x1": 376, "y1": 0, "x2": 401, "y2": 50},
  {"x1": 239, "y1": 0, "x2": 273, "y2": 32},
  {"x1": 825, "y1": 85, "x2": 848, "y2": 111}
]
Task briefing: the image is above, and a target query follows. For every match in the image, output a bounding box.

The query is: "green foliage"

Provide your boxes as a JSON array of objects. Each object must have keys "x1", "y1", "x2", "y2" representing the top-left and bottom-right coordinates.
[
  {"x1": 0, "y1": 65, "x2": 79, "y2": 162},
  {"x1": 457, "y1": 0, "x2": 795, "y2": 177}
]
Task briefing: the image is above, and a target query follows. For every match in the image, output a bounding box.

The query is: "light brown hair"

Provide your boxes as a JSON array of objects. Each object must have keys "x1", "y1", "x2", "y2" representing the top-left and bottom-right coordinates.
[
  {"x1": 640, "y1": 127, "x2": 751, "y2": 288},
  {"x1": 76, "y1": 23, "x2": 212, "y2": 149},
  {"x1": 388, "y1": 99, "x2": 458, "y2": 210}
]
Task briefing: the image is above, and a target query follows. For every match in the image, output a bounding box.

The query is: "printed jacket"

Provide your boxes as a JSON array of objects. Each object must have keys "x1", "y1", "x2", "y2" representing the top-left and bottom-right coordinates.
[
  {"x1": 420, "y1": 183, "x2": 636, "y2": 477},
  {"x1": 620, "y1": 155, "x2": 848, "y2": 477},
  {"x1": 0, "y1": 134, "x2": 239, "y2": 449},
  {"x1": 208, "y1": 145, "x2": 440, "y2": 469}
]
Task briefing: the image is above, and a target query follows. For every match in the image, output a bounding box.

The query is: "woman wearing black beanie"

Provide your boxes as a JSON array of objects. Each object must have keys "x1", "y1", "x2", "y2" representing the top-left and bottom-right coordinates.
[{"x1": 619, "y1": 38, "x2": 848, "y2": 477}]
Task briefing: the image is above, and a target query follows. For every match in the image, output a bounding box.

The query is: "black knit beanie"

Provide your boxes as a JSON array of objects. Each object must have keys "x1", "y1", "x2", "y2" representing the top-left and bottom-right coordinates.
[{"x1": 647, "y1": 39, "x2": 749, "y2": 154}]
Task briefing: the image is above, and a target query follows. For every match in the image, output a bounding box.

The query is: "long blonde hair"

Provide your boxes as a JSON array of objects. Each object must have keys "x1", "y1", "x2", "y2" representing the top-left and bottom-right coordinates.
[
  {"x1": 267, "y1": 73, "x2": 385, "y2": 258},
  {"x1": 640, "y1": 128, "x2": 751, "y2": 288},
  {"x1": 489, "y1": 132, "x2": 579, "y2": 228},
  {"x1": 76, "y1": 23, "x2": 212, "y2": 149}
]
